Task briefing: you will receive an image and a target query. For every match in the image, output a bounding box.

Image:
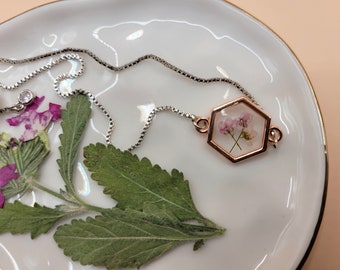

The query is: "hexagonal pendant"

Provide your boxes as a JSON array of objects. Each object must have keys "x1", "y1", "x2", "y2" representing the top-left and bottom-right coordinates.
[{"x1": 194, "y1": 97, "x2": 282, "y2": 162}]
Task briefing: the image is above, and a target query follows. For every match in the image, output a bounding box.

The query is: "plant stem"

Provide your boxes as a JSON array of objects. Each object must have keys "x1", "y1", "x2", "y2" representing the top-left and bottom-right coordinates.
[
  {"x1": 30, "y1": 180, "x2": 109, "y2": 213},
  {"x1": 71, "y1": 191, "x2": 109, "y2": 213},
  {"x1": 30, "y1": 180, "x2": 65, "y2": 201},
  {"x1": 229, "y1": 130, "x2": 243, "y2": 152}
]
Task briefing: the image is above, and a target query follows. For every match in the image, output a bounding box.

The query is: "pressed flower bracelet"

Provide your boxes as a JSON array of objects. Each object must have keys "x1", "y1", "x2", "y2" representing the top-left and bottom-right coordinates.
[{"x1": 0, "y1": 48, "x2": 282, "y2": 162}]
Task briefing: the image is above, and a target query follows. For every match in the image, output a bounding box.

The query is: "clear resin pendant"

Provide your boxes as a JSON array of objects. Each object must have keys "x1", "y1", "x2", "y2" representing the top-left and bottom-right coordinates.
[{"x1": 194, "y1": 97, "x2": 282, "y2": 162}]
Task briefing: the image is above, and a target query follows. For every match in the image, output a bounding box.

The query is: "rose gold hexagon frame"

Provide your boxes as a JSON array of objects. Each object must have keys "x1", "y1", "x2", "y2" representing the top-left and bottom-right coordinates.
[{"x1": 207, "y1": 97, "x2": 272, "y2": 162}]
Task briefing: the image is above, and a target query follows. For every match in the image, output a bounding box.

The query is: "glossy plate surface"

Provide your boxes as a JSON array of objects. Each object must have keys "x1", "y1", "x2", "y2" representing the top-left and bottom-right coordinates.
[{"x1": 0, "y1": 0, "x2": 326, "y2": 269}]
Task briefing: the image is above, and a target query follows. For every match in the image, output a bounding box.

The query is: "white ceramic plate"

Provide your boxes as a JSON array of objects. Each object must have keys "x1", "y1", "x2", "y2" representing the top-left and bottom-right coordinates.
[{"x1": 0, "y1": 0, "x2": 327, "y2": 269}]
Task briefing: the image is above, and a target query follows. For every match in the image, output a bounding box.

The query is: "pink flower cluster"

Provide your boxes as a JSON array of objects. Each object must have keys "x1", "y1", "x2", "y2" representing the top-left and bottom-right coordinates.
[
  {"x1": 0, "y1": 95, "x2": 62, "y2": 208},
  {"x1": 218, "y1": 112, "x2": 257, "y2": 151},
  {"x1": 6, "y1": 96, "x2": 61, "y2": 141}
]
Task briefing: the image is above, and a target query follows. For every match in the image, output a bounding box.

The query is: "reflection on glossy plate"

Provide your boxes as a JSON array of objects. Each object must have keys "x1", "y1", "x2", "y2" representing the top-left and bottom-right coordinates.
[{"x1": 0, "y1": 0, "x2": 326, "y2": 269}]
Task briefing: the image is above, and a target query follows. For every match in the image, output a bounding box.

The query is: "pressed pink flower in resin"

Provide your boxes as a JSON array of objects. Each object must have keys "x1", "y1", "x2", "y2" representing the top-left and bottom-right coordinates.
[{"x1": 218, "y1": 112, "x2": 258, "y2": 152}]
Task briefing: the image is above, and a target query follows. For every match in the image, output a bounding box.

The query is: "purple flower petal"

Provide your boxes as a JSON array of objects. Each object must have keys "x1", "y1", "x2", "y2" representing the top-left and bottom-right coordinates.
[
  {"x1": 20, "y1": 128, "x2": 38, "y2": 142},
  {"x1": 7, "y1": 110, "x2": 31, "y2": 127},
  {"x1": 38, "y1": 111, "x2": 54, "y2": 127},
  {"x1": 6, "y1": 97, "x2": 45, "y2": 127},
  {"x1": 0, "y1": 192, "x2": 5, "y2": 208},
  {"x1": 25, "y1": 96, "x2": 45, "y2": 112},
  {"x1": 6, "y1": 96, "x2": 62, "y2": 141},
  {"x1": 49, "y1": 103, "x2": 62, "y2": 121},
  {"x1": 6, "y1": 115, "x2": 21, "y2": 126},
  {"x1": 0, "y1": 164, "x2": 20, "y2": 187}
]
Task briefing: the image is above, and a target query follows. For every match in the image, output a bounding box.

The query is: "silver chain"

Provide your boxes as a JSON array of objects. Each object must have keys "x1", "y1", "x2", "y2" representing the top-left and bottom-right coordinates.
[
  {"x1": 128, "y1": 105, "x2": 196, "y2": 151},
  {"x1": 0, "y1": 52, "x2": 114, "y2": 144},
  {"x1": 0, "y1": 47, "x2": 258, "y2": 149},
  {"x1": 0, "y1": 53, "x2": 85, "y2": 93}
]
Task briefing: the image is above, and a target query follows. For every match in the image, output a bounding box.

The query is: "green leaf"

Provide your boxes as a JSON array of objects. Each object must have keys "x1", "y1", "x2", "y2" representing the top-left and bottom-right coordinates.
[
  {"x1": 193, "y1": 239, "x2": 205, "y2": 251},
  {"x1": 0, "y1": 134, "x2": 49, "y2": 176},
  {"x1": 15, "y1": 134, "x2": 50, "y2": 176},
  {"x1": 1, "y1": 177, "x2": 29, "y2": 198},
  {"x1": 1, "y1": 134, "x2": 50, "y2": 197},
  {"x1": 54, "y1": 208, "x2": 224, "y2": 269},
  {"x1": 57, "y1": 95, "x2": 91, "y2": 192},
  {"x1": 83, "y1": 143, "x2": 205, "y2": 223},
  {"x1": 0, "y1": 201, "x2": 67, "y2": 239},
  {"x1": 0, "y1": 133, "x2": 11, "y2": 166}
]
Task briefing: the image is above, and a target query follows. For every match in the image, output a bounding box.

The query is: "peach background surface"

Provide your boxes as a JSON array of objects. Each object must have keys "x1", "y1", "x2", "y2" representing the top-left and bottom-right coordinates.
[{"x1": 1, "y1": 1, "x2": 339, "y2": 269}]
